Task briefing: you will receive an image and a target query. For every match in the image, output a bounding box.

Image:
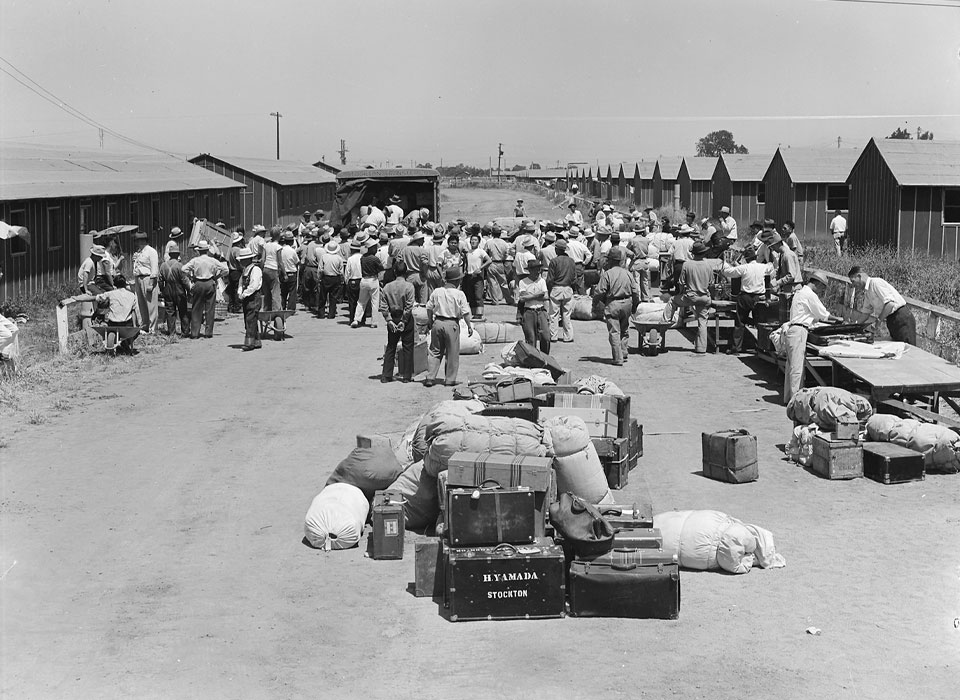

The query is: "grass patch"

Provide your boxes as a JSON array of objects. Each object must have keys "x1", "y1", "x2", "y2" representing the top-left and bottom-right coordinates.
[{"x1": 26, "y1": 410, "x2": 46, "y2": 425}]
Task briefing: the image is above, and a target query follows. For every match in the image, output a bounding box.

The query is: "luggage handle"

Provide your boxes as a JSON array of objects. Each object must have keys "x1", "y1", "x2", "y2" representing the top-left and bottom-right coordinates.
[
  {"x1": 492, "y1": 543, "x2": 520, "y2": 557},
  {"x1": 611, "y1": 562, "x2": 637, "y2": 571},
  {"x1": 471, "y1": 479, "x2": 503, "y2": 499}
]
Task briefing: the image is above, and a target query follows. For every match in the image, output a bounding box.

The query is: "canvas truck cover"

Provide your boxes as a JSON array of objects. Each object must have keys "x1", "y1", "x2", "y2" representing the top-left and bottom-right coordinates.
[{"x1": 331, "y1": 168, "x2": 440, "y2": 227}]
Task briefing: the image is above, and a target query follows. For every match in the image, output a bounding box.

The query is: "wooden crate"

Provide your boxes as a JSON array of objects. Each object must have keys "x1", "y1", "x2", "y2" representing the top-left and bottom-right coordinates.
[{"x1": 811, "y1": 435, "x2": 862, "y2": 480}]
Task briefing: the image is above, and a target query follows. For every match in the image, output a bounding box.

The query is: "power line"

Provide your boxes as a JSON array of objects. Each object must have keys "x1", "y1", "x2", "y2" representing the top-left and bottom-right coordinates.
[
  {"x1": 821, "y1": 0, "x2": 960, "y2": 7},
  {"x1": 0, "y1": 55, "x2": 180, "y2": 157}
]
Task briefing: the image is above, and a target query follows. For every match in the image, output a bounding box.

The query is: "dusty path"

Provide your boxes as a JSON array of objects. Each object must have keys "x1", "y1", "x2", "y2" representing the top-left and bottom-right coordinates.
[{"x1": 2, "y1": 188, "x2": 958, "y2": 699}]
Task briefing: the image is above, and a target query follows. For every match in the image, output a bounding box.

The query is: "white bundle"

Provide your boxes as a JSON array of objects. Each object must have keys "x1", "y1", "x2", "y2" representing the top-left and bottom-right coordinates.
[{"x1": 303, "y1": 483, "x2": 369, "y2": 550}]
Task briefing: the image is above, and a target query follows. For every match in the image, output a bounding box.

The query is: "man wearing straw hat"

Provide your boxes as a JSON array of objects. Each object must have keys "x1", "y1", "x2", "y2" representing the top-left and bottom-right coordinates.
[
  {"x1": 385, "y1": 194, "x2": 404, "y2": 226},
  {"x1": 132, "y1": 232, "x2": 160, "y2": 333},
  {"x1": 344, "y1": 233, "x2": 367, "y2": 322},
  {"x1": 784, "y1": 271, "x2": 840, "y2": 403},
  {"x1": 158, "y1": 242, "x2": 192, "y2": 336},
  {"x1": 424, "y1": 266, "x2": 474, "y2": 387},
  {"x1": 318, "y1": 238, "x2": 345, "y2": 319},
  {"x1": 400, "y1": 229, "x2": 429, "y2": 304},
  {"x1": 164, "y1": 226, "x2": 184, "y2": 262},
  {"x1": 182, "y1": 240, "x2": 228, "y2": 339},
  {"x1": 237, "y1": 248, "x2": 263, "y2": 350}
]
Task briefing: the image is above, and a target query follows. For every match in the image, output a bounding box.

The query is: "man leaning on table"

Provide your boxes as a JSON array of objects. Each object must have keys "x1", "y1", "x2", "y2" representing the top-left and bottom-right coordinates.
[{"x1": 847, "y1": 266, "x2": 917, "y2": 346}]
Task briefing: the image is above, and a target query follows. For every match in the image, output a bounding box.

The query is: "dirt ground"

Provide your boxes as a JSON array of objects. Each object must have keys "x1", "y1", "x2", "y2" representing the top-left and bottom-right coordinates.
[{"x1": 2, "y1": 188, "x2": 958, "y2": 700}]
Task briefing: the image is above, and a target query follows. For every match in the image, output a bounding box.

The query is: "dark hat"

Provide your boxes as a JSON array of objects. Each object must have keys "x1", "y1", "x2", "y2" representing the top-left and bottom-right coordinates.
[
  {"x1": 691, "y1": 241, "x2": 710, "y2": 256},
  {"x1": 761, "y1": 232, "x2": 783, "y2": 246},
  {"x1": 763, "y1": 218, "x2": 776, "y2": 228},
  {"x1": 282, "y1": 231, "x2": 295, "y2": 242},
  {"x1": 444, "y1": 267, "x2": 463, "y2": 283},
  {"x1": 526, "y1": 257, "x2": 542, "y2": 268},
  {"x1": 743, "y1": 247, "x2": 757, "y2": 261},
  {"x1": 606, "y1": 247, "x2": 623, "y2": 262},
  {"x1": 555, "y1": 238, "x2": 568, "y2": 251},
  {"x1": 133, "y1": 232, "x2": 148, "y2": 241},
  {"x1": 749, "y1": 220, "x2": 763, "y2": 229}
]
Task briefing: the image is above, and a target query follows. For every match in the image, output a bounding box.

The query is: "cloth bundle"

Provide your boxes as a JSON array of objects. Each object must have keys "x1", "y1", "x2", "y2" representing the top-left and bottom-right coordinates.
[
  {"x1": 411, "y1": 400, "x2": 485, "y2": 462},
  {"x1": 422, "y1": 414, "x2": 546, "y2": 477},
  {"x1": 303, "y1": 483, "x2": 370, "y2": 550},
  {"x1": 480, "y1": 362, "x2": 555, "y2": 385},
  {"x1": 386, "y1": 461, "x2": 439, "y2": 530},
  {"x1": 654, "y1": 509, "x2": 787, "y2": 574},
  {"x1": 541, "y1": 415, "x2": 613, "y2": 504},
  {"x1": 324, "y1": 444, "x2": 404, "y2": 500},
  {"x1": 574, "y1": 375, "x2": 625, "y2": 397},
  {"x1": 459, "y1": 319, "x2": 483, "y2": 354},
  {"x1": 473, "y1": 322, "x2": 525, "y2": 344},
  {"x1": 786, "y1": 424, "x2": 821, "y2": 467},
  {"x1": 570, "y1": 295, "x2": 605, "y2": 321},
  {"x1": 865, "y1": 414, "x2": 960, "y2": 473},
  {"x1": 786, "y1": 387, "x2": 874, "y2": 429}
]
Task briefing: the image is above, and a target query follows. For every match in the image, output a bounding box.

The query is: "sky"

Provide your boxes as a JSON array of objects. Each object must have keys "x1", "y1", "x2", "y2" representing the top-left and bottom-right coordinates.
[{"x1": 1, "y1": 0, "x2": 959, "y2": 168}]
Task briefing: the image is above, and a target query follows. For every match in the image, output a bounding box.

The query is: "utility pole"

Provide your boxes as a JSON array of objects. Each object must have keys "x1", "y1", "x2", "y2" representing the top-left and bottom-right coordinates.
[
  {"x1": 270, "y1": 112, "x2": 282, "y2": 160},
  {"x1": 917, "y1": 126, "x2": 922, "y2": 140},
  {"x1": 497, "y1": 143, "x2": 504, "y2": 184},
  {"x1": 489, "y1": 156, "x2": 492, "y2": 177},
  {"x1": 338, "y1": 139, "x2": 348, "y2": 166},
  {"x1": 837, "y1": 136, "x2": 841, "y2": 149}
]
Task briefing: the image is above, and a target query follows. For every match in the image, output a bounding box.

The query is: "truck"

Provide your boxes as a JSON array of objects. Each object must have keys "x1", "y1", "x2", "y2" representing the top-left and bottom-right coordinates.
[{"x1": 329, "y1": 168, "x2": 440, "y2": 228}]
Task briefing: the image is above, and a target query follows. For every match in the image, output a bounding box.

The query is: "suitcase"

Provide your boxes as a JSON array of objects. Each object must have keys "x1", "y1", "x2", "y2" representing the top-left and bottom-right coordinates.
[
  {"x1": 862, "y1": 442, "x2": 925, "y2": 485},
  {"x1": 479, "y1": 402, "x2": 537, "y2": 421},
  {"x1": 446, "y1": 486, "x2": 537, "y2": 546},
  {"x1": 537, "y1": 406, "x2": 618, "y2": 438},
  {"x1": 592, "y1": 436, "x2": 629, "y2": 460},
  {"x1": 701, "y1": 429, "x2": 759, "y2": 483},
  {"x1": 413, "y1": 338, "x2": 428, "y2": 375},
  {"x1": 597, "y1": 503, "x2": 654, "y2": 530},
  {"x1": 568, "y1": 558, "x2": 680, "y2": 619},
  {"x1": 811, "y1": 435, "x2": 862, "y2": 480},
  {"x1": 414, "y1": 538, "x2": 444, "y2": 598},
  {"x1": 611, "y1": 527, "x2": 662, "y2": 550},
  {"x1": 446, "y1": 451, "x2": 555, "y2": 539},
  {"x1": 370, "y1": 490, "x2": 405, "y2": 560},
  {"x1": 833, "y1": 418, "x2": 860, "y2": 441},
  {"x1": 628, "y1": 420, "x2": 643, "y2": 467},
  {"x1": 579, "y1": 547, "x2": 675, "y2": 567},
  {"x1": 445, "y1": 542, "x2": 566, "y2": 622},
  {"x1": 554, "y1": 393, "x2": 631, "y2": 438},
  {"x1": 495, "y1": 378, "x2": 534, "y2": 403},
  {"x1": 602, "y1": 451, "x2": 629, "y2": 490}
]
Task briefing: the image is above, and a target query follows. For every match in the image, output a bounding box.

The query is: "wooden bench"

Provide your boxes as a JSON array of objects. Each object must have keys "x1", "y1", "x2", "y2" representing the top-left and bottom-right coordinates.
[{"x1": 258, "y1": 310, "x2": 295, "y2": 341}]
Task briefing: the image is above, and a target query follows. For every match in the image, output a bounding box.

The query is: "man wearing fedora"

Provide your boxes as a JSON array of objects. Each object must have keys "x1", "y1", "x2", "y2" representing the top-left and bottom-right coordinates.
[
  {"x1": 132, "y1": 231, "x2": 160, "y2": 333},
  {"x1": 675, "y1": 241, "x2": 724, "y2": 354},
  {"x1": 400, "y1": 229, "x2": 429, "y2": 303},
  {"x1": 182, "y1": 241, "x2": 228, "y2": 339},
  {"x1": 721, "y1": 247, "x2": 774, "y2": 354},
  {"x1": 784, "y1": 272, "x2": 840, "y2": 402},
  {"x1": 237, "y1": 248, "x2": 263, "y2": 350},
  {"x1": 423, "y1": 226, "x2": 447, "y2": 299},
  {"x1": 225, "y1": 230, "x2": 246, "y2": 314},
  {"x1": 518, "y1": 257, "x2": 551, "y2": 354},
  {"x1": 344, "y1": 233, "x2": 366, "y2": 322},
  {"x1": 592, "y1": 247, "x2": 639, "y2": 366},
  {"x1": 158, "y1": 242, "x2": 192, "y2": 336},
  {"x1": 318, "y1": 238, "x2": 345, "y2": 319},
  {"x1": 547, "y1": 238, "x2": 577, "y2": 343},
  {"x1": 481, "y1": 224, "x2": 512, "y2": 305},
  {"x1": 386, "y1": 195, "x2": 404, "y2": 226},
  {"x1": 164, "y1": 226, "x2": 184, "y2": 262},
  {"x1": 424, "y1": 266, "x2": 474, "y2": 387}
]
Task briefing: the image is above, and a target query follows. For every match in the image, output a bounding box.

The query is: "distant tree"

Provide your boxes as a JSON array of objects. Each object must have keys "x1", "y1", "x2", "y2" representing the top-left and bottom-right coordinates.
[
  {"x1": 416, "y1": 162, "x2": 433, "y2": 168},
  {"x1": 510, "y1": 164, "x2": 525, "y2": 172},
  {"x1": 887, "y1": 127, "x2": 912, "y2": 140},
  {"x1": 695, "y1": 130, "x2": 749, "y2": 157},
  {"x1": 529, "y1": 162, "x2": 541, "y2": 170},
  {"x1": 919, "y1": 130, "x2": 934, "y2": 140},
  {"x1": 436, "y1": 163, "x2": 488, "y2": 177}
]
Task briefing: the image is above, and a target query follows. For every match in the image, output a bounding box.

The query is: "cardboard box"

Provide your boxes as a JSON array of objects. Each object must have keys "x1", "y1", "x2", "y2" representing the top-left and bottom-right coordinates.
[{"x1": 537, "y1": 406, "x2": 618, "y2": 438}]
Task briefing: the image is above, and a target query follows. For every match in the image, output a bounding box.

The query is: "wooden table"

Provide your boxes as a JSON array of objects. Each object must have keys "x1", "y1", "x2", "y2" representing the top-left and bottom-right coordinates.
[
  {"x1": 633, "y1": 300, "x2": 737, "y2": 355},
  {"x1": 827, "y1": 345, "x2": 960, "y2": 412}
]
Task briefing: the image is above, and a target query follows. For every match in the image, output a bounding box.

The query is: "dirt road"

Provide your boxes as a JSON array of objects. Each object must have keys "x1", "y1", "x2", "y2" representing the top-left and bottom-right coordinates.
[{"x1": 2, "y1": 188, "x2": 957, "y2": 699}]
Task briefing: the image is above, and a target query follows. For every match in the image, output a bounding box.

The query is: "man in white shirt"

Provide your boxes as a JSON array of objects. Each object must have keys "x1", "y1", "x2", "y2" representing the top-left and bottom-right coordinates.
[
  {"x1": 848, "y1": 266, "x2": 916, "y2": 345},
  {"x1": 364, "y1": 202, "x2": 386, "y2": 229},
  {"x1": 717, "y1": 205, "x2": 738, "y2": 242},
  {"x1": 385, "y1": 195, "x2": 404, "y2": 226},
  {"x1": 830, "y1": 209, "x2": 848, "y2": 256},
  {"x1": 463, "y1": 232, "x2": 491, "y2": 319},
  {"x1": 517, "y1": 258, "x2": 550, "y2": 354},
  {"x1": 722, "y1": 248, "x2": 775, "y2": 354},
  {"x1": 247, "y1": 224, "x2": 266, "y2": 266},
  {"x1": 784, "y1": 272, "x2": 840, "y2": 403},
  {"x1": 236, "y1": 248, "x2": 262, "y2": 350},
  {"x1": 261, "y1": 227, "x2": 283, "y2": 311},
  {"x1": 424, "y1": 267, "x2": 474, "y2": 387},
  {"x1": 131, "y1": 232, "x2": 159, "y2": 333},
  {"x1": 564, "y1": 227, "x2": 591, "y2": 295},
  {"x1": 564, "y1": 202, "x2": 584, "y2": 227}
]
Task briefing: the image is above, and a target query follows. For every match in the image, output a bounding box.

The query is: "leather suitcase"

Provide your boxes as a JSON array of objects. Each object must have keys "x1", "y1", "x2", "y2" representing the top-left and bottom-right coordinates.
[
  {"x1": 862, "y1": 442, "x2": 925, "y2": 485},
  {"x1": 579, "y1": 548, "x2": 675, "y2": 567},
  {"x1": 701, "y1": 429, "x2": 758, "y2": 483},
  {"x1": 569, "y1": 558, "x2": 680, "y2": 619},
  {"x1": 479, "y1": 402, "x2": 537, "y2": 421},
  {"x1": 603, "y1": 452, "x2": 629, "y2": 490},
  {"x1": 445, "y1": 542, "x2": 566, "y2": 622},
  {"x1": 446, "y1": 486, "x2": 537, "y2": 546},
  {"x1": 611, "y1": 527, "x2": 662, "y2": 550},
  {"x1": 592, "y1": 436, "x2": 629, "y2": 460},
  {"x1": 446, "y1": 451, "x2": 555, "y2": 539},
  {"x1": 414, "y1": 538, "x2": 444, "y2": 598},
  {"x1": 598, "y1": 503, "x2": 654, "y2": 530}
]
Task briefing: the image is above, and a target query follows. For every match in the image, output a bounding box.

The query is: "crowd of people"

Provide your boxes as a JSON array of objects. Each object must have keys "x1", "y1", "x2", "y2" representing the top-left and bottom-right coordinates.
[{"x1": 68, "y1": 187, "x2": 917, "y2": 404}]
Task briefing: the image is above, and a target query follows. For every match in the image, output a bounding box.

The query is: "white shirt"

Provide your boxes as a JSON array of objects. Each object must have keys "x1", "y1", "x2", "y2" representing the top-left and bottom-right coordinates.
[
  {"x1": 722, "y1": 260, "x2": 774, "y2": 295},
  {"x1": 861, "y1": 276, "x2": 905, "y2": 319},
  {"x1": 565, "y1": 210, "x2": 584, "y2": 226},
  {"x1": 239, "y1": 264, "x2": 263, "y2": 299},
  {"x1": 830, "y1": 214, "x2": 847, "y2": 236},
  {"x1": 364, "y1": 207, "x2": 386, "y2": 228},
  {"x1": 517, "y1": 275, "x2": 548, "y2": 309},
  {"x1": 565, "y1": 238, "x2": 591, "y2": 265},
  {"x1": 345, "y1": 252, "x2": 362, "y2": 280},
  {"x1": 386, "y1": 204, "x2": 404, "y2": 225},
  {"x1": 789, "y1": 285, "x2": 831, "y2": 327},
  {"x1": 465, "y1": 247, "x2": 489, "y2": 275},
  {"x1": 133, "y1": 245, "x2": 159, "y2": 278},
  {"x1": 719, "y1": 215, "x2": 738, "y2": 241}
]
